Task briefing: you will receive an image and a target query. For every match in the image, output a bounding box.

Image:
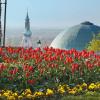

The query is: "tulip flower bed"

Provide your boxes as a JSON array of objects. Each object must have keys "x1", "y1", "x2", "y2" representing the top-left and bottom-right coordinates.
[{"x1": 0, "y1": 47, "x2": 100, "y2": 99}]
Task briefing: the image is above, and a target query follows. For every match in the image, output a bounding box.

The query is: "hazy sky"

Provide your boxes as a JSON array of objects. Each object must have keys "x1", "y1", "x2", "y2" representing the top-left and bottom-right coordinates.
[{"x1": 5, "y1": 0, "x2": 100, "y2": 28}]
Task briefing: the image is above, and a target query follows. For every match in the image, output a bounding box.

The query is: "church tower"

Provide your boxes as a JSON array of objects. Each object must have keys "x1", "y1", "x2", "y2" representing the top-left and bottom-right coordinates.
[{"x1": 21, "y1": 11, "x2": 32, "y2": 48}]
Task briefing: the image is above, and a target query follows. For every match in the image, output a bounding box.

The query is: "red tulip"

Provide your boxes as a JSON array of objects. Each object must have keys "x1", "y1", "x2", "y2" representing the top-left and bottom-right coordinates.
[
  {"x1": 28, "y1": 66, "x2": 34, "y2": 72},
  {"x1": 72, "y1": 63, "x2": 79, "y2": 74},
  {"x1": 66, "y1": 56, "x2": 73, "y2": 63},
  {"x1": 9, "y1": 68, "x2": 18, "y2": 75},
  {"x1": 28, "y1": 79, "x2": 35, "y2": 85},
  {"x1": 0, "y1": 48, "x2": 2, "y2": 54},
  {"x1": 26, "y1": 72, "x2": 30, "y2": 78},
  {"x1": 87, "y1": 63, "x2": 94, "y2": 70}
]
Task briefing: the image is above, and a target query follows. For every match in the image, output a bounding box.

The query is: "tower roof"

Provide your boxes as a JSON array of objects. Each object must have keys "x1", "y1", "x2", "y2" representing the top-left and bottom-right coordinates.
[
  {"x1": 24, "y1": 10, "x2": 32, "y2": 37},
  {"x1": 81, "y1": 21, "x2": 94, "y2": 25},
  {"x1": 26, "y1": 10, "x2": 29, "y2": 20}
]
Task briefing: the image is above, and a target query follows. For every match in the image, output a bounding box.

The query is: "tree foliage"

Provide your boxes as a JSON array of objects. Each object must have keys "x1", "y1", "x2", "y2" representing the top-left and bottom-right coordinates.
[{"x1": 86, "y1": 33, "x2": 100, "y2": 52}]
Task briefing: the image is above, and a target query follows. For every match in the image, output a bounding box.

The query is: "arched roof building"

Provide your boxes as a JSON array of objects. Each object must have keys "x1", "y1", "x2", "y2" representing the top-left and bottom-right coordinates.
[{"x1": 50, "y1": 21, "x2": 100, "y2": 50}]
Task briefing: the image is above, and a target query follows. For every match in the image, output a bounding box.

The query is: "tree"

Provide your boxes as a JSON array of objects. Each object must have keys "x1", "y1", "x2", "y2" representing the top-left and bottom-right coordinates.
[{"x1": 86, "y1": 33, "x2": 100, "y2": 52}]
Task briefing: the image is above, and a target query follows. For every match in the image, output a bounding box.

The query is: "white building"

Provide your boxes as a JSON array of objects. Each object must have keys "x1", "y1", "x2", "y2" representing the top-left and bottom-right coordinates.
[{"x1": 50, "y1": 21, "x2": 100, "y2": 50}]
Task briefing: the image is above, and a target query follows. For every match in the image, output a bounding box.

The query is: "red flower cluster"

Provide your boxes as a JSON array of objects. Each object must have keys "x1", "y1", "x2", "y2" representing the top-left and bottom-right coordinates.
[{"x1": 0, "y1": 47, "x2": 99, "y2": 86}]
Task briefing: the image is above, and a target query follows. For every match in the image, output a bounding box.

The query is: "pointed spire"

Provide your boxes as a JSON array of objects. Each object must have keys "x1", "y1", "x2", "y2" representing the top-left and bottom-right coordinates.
[
  {"x1": 25, "y1": 9, "x2": 30, "y2": 31},
  {"x1": 26, "y1": 9, "x2": 29, "y2": 20}
]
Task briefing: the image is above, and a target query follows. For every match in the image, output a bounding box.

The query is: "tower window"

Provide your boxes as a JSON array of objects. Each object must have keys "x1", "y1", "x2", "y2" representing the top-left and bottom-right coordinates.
[{"x1": 25, "y1": 39, "x2": 27, "y2": 43}]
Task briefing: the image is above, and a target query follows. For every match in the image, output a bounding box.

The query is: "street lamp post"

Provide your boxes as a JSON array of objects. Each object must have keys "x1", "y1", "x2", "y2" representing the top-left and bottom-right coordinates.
[
  {"x1": 0, "y1": 0, "x2": 2, "y2": 46},
  {"x1": 37, "y1": 40, "x2": 41, "y2": 48},
  {"x1": 0, "y1": 0, "x2": 7, "y2": 47},
  {"x1": 3, "y1": 0, "x2": 7, "y2": 47}
]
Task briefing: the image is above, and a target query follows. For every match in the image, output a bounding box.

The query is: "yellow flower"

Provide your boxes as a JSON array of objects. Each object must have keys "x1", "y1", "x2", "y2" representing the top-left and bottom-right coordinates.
[
  {"x1": 95, "y1": 82, "x2": 100, "y2": 85},
  {"x1": 8, "y1": 96, "x2": 15, "y2": 100},
  {"x1": 3, "y1": 90, "x2": 12, "y2": 97},
  {"x1": 26, "y1": 94, "x2": 33, "y2": 99},
  {"x1": 2, "y1": 90, "x2": 5, "y2": 93},
  {"x1": 18, "y1": 96, "x2": 23, "y2": 99},
  {"x1": 82, "y1": 83, "x2": 87, "y2": 87},
  {"x1": 63, "y1": 84, "x2": 69, "y2": 87},
  {"x1": 68, "y1": 90, "x2": 76, "y2": 95},
  {"x1": 12, "y1": 93, "x2": 18, "y2": 98},
  {"x1": 25, "y1": 89, "x2": 32, "y2": 95},
  {"x1": 97, "y1": 84, "x2": 100, "y2": 89},
  {"x1": 21, "y1": 92, "x2": 25, "y2": 96},
  {"x1": 58, "y1": 87, "x2": 65, "y2": 94},
  {"x1": 46, "y1": 89, "x2": 54, "y2": 96},
  {"x1": 33, "y1": 92, "x2": 38, "y2": 97},
  {"x1": 3, "y1": 93, "x2": 10, "y2": 97},
  {"x1": 76, "y1": 85, "x2": 81, "y2": 88},
  {"x1": 63, "y1": 84, "x2": 70, "y2": 90},
  {"x1": 90, "y1": 83, "x2": 95, "y2": 86},
  {"x1": 33, "y1": 91, "x2": 44, "y2": 97},
  {"x1": 6, "y1": 90, "x2": 12, "y2": 95},
  {"x1": 77, "y1": 87, "x2": 83, "y2": 93},
  {"x1": 88, "y1": 83, "x2": 96, "y2": 90},
  {"x1": 37, "y1": 91, "x2": 44, "y2": 96},
  {"x1": 73, "y1": 87, "x2": 78, "y2": 91},
  {"x1": 81, "y1": 83, "x2": 87, "y2": 90},
  {"x1": 95, "y1": 82, "x2": 100, "y2": 90}
]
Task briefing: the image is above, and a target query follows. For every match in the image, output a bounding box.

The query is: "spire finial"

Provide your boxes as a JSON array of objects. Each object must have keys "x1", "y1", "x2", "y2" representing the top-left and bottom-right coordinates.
[
  {"x1": 27, "y1": 8, "x2": 28, "y2": 15},
  {"x1": 26, "y1": 8, "x2": 29, "y2": 20}
]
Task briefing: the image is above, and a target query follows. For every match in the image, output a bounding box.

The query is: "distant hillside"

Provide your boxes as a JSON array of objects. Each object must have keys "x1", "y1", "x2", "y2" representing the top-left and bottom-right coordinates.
[{"x1": 6, "y1": 28, "x2": 63, "y2": 47}]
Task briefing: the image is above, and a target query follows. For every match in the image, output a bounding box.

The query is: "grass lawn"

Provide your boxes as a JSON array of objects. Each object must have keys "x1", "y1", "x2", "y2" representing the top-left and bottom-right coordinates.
[
  {"x1": 38, "y1": 93, "x2": 100, "y2": 100},
  {"x1": 0, "y1": 95, "x2": 99, "y2": 100},
  {"x1": 61, "y1": 95, "x2": 100, "y2": 100}
]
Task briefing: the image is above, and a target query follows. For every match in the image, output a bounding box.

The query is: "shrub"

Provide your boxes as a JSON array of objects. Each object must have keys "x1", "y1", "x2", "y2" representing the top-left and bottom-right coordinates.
[{"x1": 86, "y1": 33, "x2": 100, "y2": 52}]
